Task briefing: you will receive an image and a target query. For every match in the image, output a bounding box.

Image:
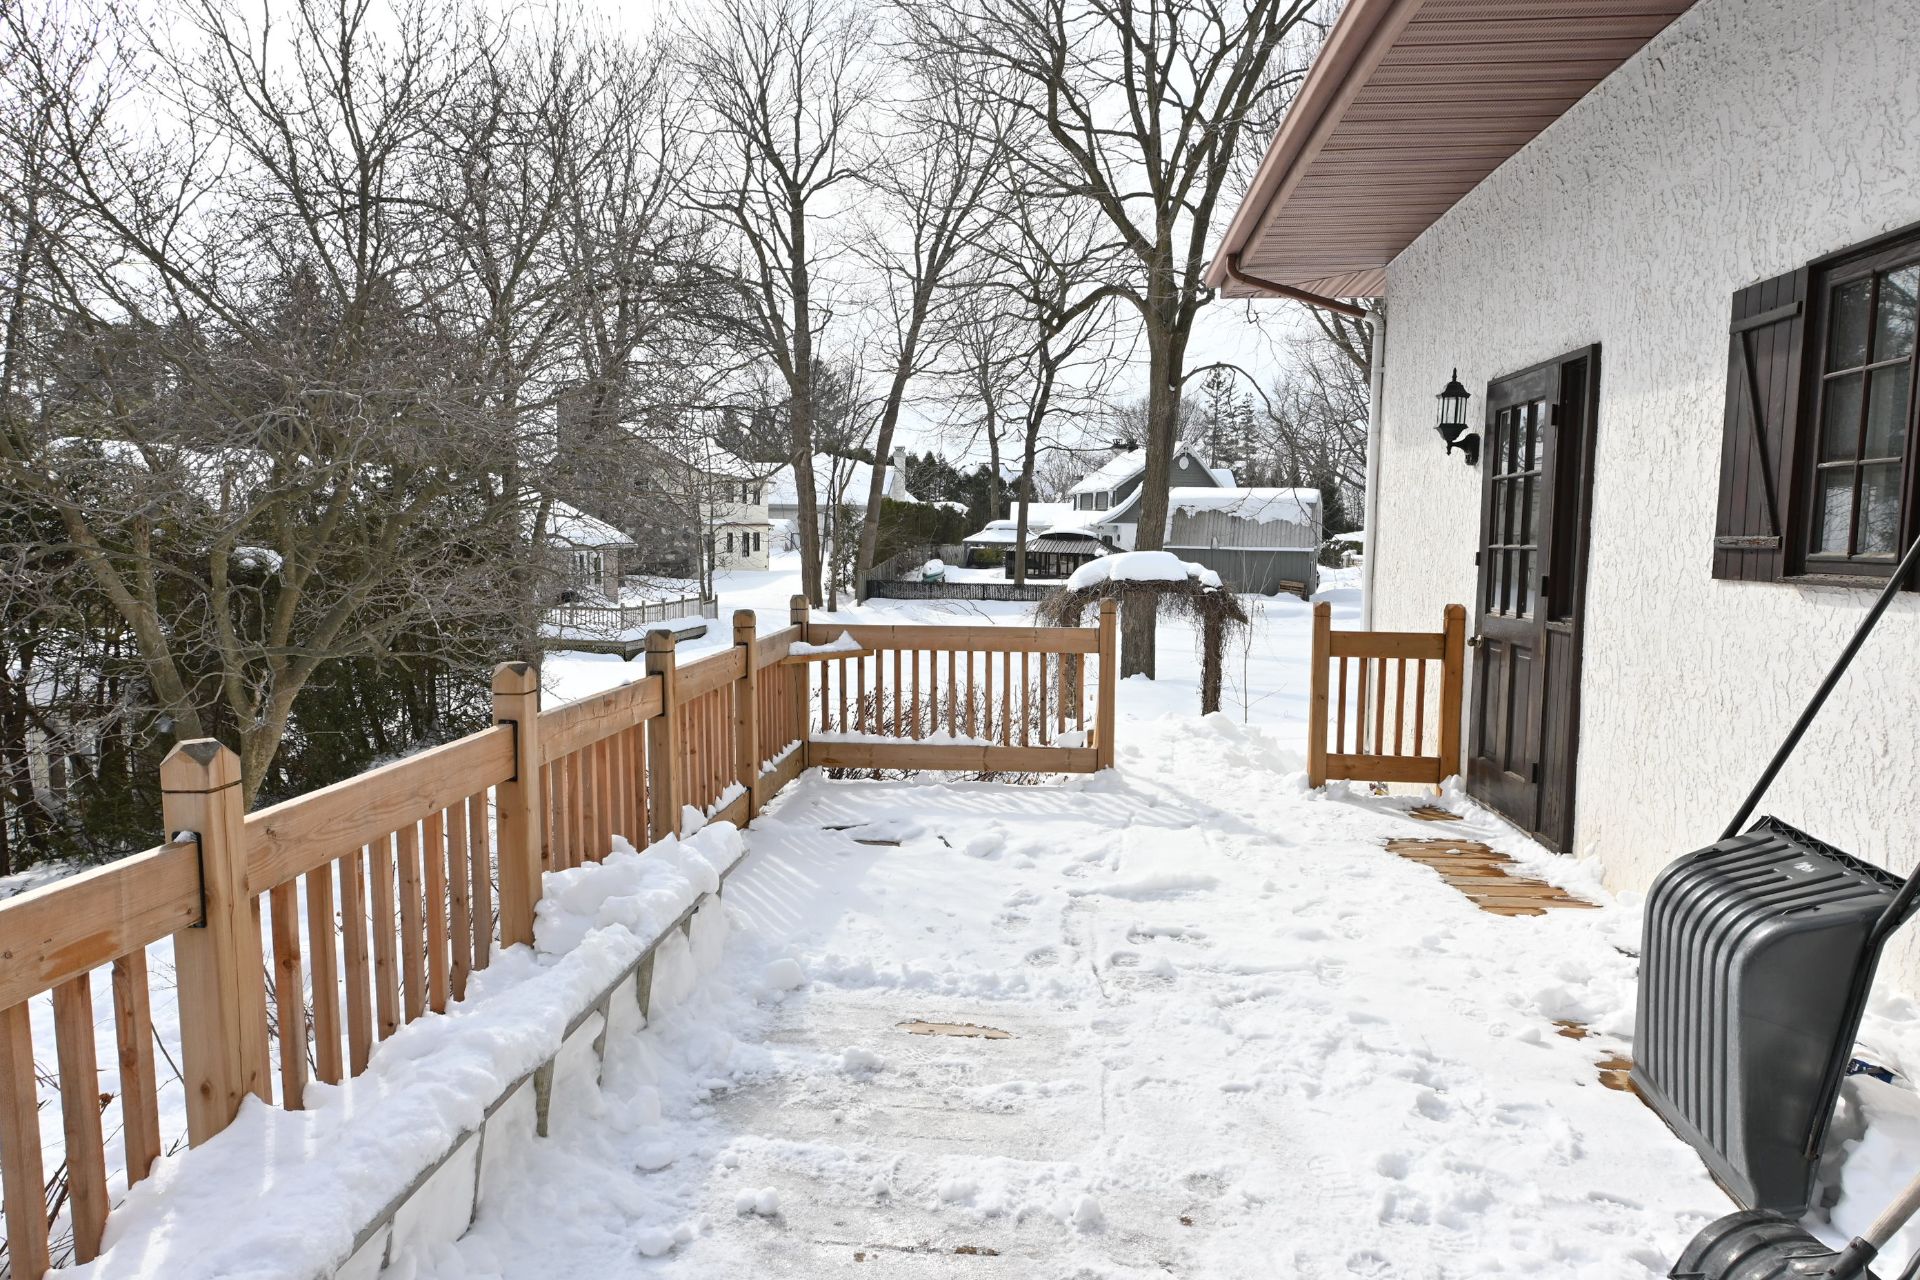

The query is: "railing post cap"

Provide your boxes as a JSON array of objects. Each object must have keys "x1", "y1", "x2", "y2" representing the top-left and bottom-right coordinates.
[
  {"x1": 492, "y1": 661, "x2": 539, "y2": 695},
  {"x1": 645, "y1": 628, "x2": 677, "y2": 652},
  {"x1": 1099, "y1": 597, "x2": 1117, "y2": 616},
  {"x1": 732, "y1": 609, "x2": 757, "y2": 638},
  {"x1": 160, "y1": 738, "x2": 240, "y2": 789},
  {"x1": 1315, "y1": 600, "x2": 1332, "y2": 616}
]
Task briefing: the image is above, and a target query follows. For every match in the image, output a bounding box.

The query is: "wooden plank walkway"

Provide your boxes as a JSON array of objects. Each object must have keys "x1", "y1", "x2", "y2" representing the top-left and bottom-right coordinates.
[{"x1": 1384, "y1": 837, "x2": 1599, "y2": 918}]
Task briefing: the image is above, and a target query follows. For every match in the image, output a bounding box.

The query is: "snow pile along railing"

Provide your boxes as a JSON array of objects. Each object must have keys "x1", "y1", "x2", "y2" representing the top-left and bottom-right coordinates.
[
  {"x1": 1308, "y1": 601, "x2": 1467, "y2": 788},
  {"x1": 802, "y1": 599, "x2": 1118, "y2": 774},
  {"x1": 0, "y1": 597, "x2": 1112, "y2": 1278}
]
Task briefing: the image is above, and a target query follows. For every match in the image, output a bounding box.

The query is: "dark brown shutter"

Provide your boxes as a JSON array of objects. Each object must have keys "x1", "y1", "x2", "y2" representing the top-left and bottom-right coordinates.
[{"x1": 1712, "y1": 266, "x2": 1809, "y2": 581}]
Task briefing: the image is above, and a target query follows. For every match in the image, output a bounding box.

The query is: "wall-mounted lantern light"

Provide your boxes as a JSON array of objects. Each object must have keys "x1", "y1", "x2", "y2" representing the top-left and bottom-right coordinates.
[{"x1": 1434, "y1": 369, "x2": 1479, "y2": 466}]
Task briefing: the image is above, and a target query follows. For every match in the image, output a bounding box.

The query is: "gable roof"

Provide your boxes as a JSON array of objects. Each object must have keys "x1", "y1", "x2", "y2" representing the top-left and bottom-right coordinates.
[
  {"x1": 546, "y1": 500, "x2": 633, "y2": 549},
  {"x1": 1069, "y1": 447, "x2": 1229, "y2": 497},
  {"x1": 1206, "y1": 0, "x2": 1700, "y2": 299}
]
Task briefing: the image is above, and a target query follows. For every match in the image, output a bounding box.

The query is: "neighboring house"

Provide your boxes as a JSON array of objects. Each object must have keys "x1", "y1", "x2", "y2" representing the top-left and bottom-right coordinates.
[
  {"x1": 958, "y1": 502, "x2": 1078, "y2": 567},
  {"x1": 1165, "y1": 488, "x2": 1321, "y2": 597},
  {"x1": 704, "y1": 455, "x2": 772, "y2": 573},
  {"x1": 1066, "y1": 446, "x2": 1231, "y2": 535},
  {"x1": 1207, "y1": 0, "x2": 1920, "y2": 984},
  {"x1": 545, "y1": 500, "x2": 636, "y2": 600}
]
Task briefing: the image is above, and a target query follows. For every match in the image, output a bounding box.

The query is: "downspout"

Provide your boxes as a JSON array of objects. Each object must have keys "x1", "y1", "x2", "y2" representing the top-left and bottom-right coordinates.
[{"x1": 1361, "y1": 304, "x2": 1387, "y2": 630}]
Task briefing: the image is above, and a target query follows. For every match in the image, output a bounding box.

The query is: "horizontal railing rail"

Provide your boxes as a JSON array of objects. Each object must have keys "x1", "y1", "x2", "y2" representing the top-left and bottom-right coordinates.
[
  {"x1": 1307, "y1": 601, "x2": 1466, "y2": 788},
  {"x1": 544, "y1": 593, "x2": 716, "y2": 635},
  {"x1": 0, "y1": 596, "x2": 1114, "y2": 1277}
]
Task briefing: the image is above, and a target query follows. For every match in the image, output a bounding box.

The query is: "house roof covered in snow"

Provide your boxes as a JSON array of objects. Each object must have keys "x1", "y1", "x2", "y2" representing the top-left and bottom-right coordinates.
[
  {"x1": 961, "y1": 502, "x2": 1085, "y2": 545},
  {"x1": 1068, "y1": 447, "x2": 1232, "y2": 497},
  {"x1": 1169, "y1": 487, "x2": 1321, "y2": 526},
  {"x1": 545, "y1": 500, "x2": 633, "y2": 549},
  {"x1": 1207, "y1": 0, "x2": 1700, "y2": 299}
]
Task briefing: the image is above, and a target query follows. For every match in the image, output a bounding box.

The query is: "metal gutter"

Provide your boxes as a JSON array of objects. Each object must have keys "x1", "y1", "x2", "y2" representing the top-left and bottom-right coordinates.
[{"x1": 1223, "y1": 255, "x2": 1369, "y2": 320}]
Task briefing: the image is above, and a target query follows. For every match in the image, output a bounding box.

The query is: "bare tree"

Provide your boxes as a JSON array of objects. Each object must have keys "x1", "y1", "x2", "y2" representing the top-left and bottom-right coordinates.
[
  {"x1": 905, "y1": 0, "x2": 1317, "y2": 674},
  {"x1": 848, "y1": 51, "x2": 1012, "y2": 588},
  {"x1": 682, "y1": 0, "x2": 878, "y2": 606}
]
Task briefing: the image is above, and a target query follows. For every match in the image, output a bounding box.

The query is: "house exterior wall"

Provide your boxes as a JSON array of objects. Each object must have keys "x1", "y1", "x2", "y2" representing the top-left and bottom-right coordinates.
[
  {"x1": 1370, "y1": 0, "x2": 1920, "y2": 976},
  {"x1": 1167, "y1": 508, "x2": 1319, "y2": 595}
]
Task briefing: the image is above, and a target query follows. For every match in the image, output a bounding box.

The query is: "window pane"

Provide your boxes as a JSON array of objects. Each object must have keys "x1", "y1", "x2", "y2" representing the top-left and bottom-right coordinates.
[
  {"x1": 1820, "y1": 372, "x2": 1865, "y2": 461},
  {"x1": 1865, "y1": 364, "x2": 1912, "y2": 458},
  {"x1": 1813, "y1": 468, "x2": 1854, "y2": 553},
  {"x1": 1515, "y1": 550, "x2": 1533, "y2": 617},
  {"x1": 1860, "y1": 464, "x2": 1901, "y2": 553},
  {"x1": 1521, "y1": 405, "x2": 1540, "y2": 471},
  {"x1": 1522, "y1": 475, "x2": 1539, "y2": 547},
  {"x1": 1874, "y1": 265, "x2": 1919, "y2": 361},
  {"x1": 1487, "y1": 552, "x2": 1504, "y2": 613},
  {"x1": 1829, "y1": 279, "x2": 1872, "y2": 368},
  {"x1": 1492, "y1": 480, "x2": 1508, "y2": 546}
]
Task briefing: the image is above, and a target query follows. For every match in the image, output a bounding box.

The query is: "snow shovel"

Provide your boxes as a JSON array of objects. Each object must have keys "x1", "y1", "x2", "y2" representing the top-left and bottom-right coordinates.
[
  {"x1": 1636, "y1": 528, "x2": 1920, "y2": 1221},
  {"x1": 1670, "y1": 1165, "x2": 1920, "y2": 1279}
]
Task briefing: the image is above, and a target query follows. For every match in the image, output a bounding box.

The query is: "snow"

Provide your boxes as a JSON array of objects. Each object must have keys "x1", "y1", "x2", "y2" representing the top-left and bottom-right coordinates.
[
  {"x1": 1169, "y1": 486, "x2": 1320, "y2": 527},
  {"x1": 788, "y1": 631, "x2": 864, "y2": 657},
  {"x1": 544, "y1": 500, "x2": 632, "y2": 549},
  {"x1": 1066, "y1": 549, "x2": 1223, "y2": 591}
]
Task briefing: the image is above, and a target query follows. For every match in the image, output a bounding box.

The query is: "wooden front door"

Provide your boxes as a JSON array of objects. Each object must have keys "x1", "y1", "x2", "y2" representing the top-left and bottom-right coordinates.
[{"x1": 1468, "y1": 348, "x2": 1599, "y2": 851}]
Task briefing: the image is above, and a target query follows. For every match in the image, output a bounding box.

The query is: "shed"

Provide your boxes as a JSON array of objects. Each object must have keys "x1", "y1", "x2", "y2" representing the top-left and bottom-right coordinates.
[
  {"x1": 1165, "y1": 487, "x2": 1322, "y2": 597},
  {"x1": 1020, "y1": 530, "x2": 1110, "y2": 581}
]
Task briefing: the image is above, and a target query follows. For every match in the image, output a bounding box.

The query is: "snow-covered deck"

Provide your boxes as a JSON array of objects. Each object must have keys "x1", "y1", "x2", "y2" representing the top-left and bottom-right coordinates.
[{"x1": 417, "y1": 714, "x2": 1727, "y2": 1277}]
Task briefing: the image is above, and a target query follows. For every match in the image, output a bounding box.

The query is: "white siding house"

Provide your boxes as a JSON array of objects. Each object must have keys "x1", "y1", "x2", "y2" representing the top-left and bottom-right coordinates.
[{"x1": 1209, "y1": 0, "x2": 1920, "y2": 985}]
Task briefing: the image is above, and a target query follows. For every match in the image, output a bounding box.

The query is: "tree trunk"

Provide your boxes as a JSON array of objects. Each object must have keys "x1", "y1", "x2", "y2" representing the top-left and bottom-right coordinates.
[
  {"x1": 1122, "y1": 318, "x2": 1185, "y2": 678},
  {"x1": 1200, "y1": 611, "x2": 1224, "y2": 715}
]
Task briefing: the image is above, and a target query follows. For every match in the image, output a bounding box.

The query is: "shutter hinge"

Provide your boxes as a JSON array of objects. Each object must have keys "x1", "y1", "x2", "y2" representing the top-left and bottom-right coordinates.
[{"x1": 1473, "y1": 551, "x2": 1481, "y2": 567}]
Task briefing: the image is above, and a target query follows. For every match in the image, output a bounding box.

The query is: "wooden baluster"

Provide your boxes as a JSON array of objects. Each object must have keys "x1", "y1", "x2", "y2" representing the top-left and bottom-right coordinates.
[
  {"x1": 397, "y1": 823, "x2": 425, "y2": 1023},
  {"x1": 0, "y1": 1001, "x2": 48, "y2": 1277},
  {"x1": 424, "y1": 808, "x2": 449, "y2": 1013},
  {"x1": 1096, "y1": 599, "x2": 1118, "y2": 769},
  {"x1": 443, "y1": 801, "x2": 471, "y2": 1003},
  {"x1": 1336, "y1": 655, "x2": 1349, "y2": 756},
  {"x1": 1039, "y1": 652, "x2": 1051, "y2": 744},
  {"x1": 307, "y1": 864, "x2": 344, "y2": 1081},
  {"x1": 946, "y1": 649, "x2": 957, "y2": 735},
  {"x1": 607, "y1": 727, "x2": 629, "y2": 846},
  {"x1": 982, "y1": 649, "x2": 992, "y2": 741},
  {"x1": 268, "y1": 882, "x2": 308, "y2": 1107},
  {"x1": 837, "y1": 656, "x2": 848, "y2": 732},
  {"x1": 340, "y1": 849, "x2": 374, "y2": 1071},
  {"x1": 1375, "y1": 655, "x2": 1388, "y2": 756},
  {"x1": 467, "y1": 792, "x2": 493, "y2": 968},
  {"x1": 112, "y1": 951, "x2": 162, "y2": 1184},
  {"x1": 1438, "y1": 604, "x2": 1467, "y2": 784},
  {"x1": 369, "y1": 836, "x2": 400, "y2": 1039},
  {"x1": 1415, "y1": 659, "x2": 1429, "y2": 757},
  {"x1": 1394, "y1": 659, "x2": 1408, "y2": 756},
  {"x1": 53, "y1": 975, "x2": 109, "y2": 1261},
  {"x1": 912, "y1": 649, "x2": 922, "y2": 738},
  {"x1": 1002, "y1": 650, "x2": 1012, "y2": 745},
  {"x1": 892, "y1": 648, "x2": 903, "y2": 736},
  {"x1": 1021, "y1": 649, "x2": 1032, "y2": 747}
]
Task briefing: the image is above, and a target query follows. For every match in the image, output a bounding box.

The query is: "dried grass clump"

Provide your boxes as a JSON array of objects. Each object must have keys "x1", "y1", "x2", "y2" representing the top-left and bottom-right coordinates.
[{"x1": 1037, "y1": 575, "x2": 1249, "y2": 714}]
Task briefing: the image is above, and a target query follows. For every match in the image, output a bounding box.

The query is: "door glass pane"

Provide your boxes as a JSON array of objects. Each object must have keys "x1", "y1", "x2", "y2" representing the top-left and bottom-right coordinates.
[
  {"x1": 1488, "y1": 550, "x2": 1505, "y2": 613},
  {"x1": 1515, "y1": 550, "x2": 1533, "y2": 617},
  {"x1": 1521, "y1": 405, "x2": 1540, "y2": 471},
  {"x1": 1860, "y1": 464, "x2": 1901, "y2": 553},
  {"x1": 1829, "y1": 279, "x2": 1872, "y2": 368},
  {"x1": 1865, "y1": 364, "x2": 1911, "y2": 458},
  {"x1": 1873, "y1": 265, "x2": 1918, "y2": 360},
  {"x1": 1813, "y1": 469, "x2": 1854, "y2": 553},
  {"x1": 1492, "y1": 478, "x2": 1508, "y2": 545},
  {"x1": 1820, "y1": 372, "x2": 1864, "y2": 461},
  {"x1": 1522, "y1": 475, "x2": 1539, "y2": 546}
]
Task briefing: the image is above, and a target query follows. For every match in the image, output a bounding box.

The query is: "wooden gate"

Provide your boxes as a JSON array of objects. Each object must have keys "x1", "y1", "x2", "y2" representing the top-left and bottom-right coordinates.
[{"x1": 1307, "y1": 602, "x2": 1467, "y2": 788}]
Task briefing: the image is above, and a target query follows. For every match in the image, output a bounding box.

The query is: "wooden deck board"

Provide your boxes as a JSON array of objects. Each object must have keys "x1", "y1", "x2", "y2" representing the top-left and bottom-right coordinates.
[{"x1": 1384, "y1": 837, "x2": 1597, "y2": 914}]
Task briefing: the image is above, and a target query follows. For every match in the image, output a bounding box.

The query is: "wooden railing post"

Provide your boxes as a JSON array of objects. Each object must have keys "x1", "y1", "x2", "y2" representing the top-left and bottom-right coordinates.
[
  {"x1": 647, "y1": 629, "x2": 681, "y2": 842},
  {"x1": 1095, "y1": 599, "x2": 1118, "y2": 770},
  {"x1": 734, "y1": 610, "x2": 762, "y2": 817},
  {"x1": 161, "y1": 740, "x2": 269, "y2": 1145},
  {"x1": 491, "y1": 663, "x2": 543, "y2": 949},
  {"x1": 790, "y1": 595, "x2": 811, "y2": 766},
  {"x1": 1438, "y1": 604, "x2": 1467, "y2": 784},
  {"x1": 1309, "y1": 602, "x2": 1332, "y2": 787}
]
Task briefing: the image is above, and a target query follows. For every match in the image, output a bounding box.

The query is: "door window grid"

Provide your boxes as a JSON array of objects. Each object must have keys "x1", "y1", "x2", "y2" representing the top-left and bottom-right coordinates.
[{"x1": 1485, "y1": 401, "x2": 1544, "y2": 618}]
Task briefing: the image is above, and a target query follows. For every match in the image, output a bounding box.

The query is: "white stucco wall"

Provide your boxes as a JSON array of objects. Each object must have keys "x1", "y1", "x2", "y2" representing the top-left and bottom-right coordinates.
[{"x1": 1372, "y1": 0, "x2": 1920, "y2": 975}]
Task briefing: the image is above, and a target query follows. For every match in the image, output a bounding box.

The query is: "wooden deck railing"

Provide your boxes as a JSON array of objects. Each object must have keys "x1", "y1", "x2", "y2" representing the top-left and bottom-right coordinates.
[
  {"x1": 1307, "y1": 602, "x2": 1467, "y2": 788},
  {"x1": 0, "y1": 598, "x2": 1114, "y2": 1277}
]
